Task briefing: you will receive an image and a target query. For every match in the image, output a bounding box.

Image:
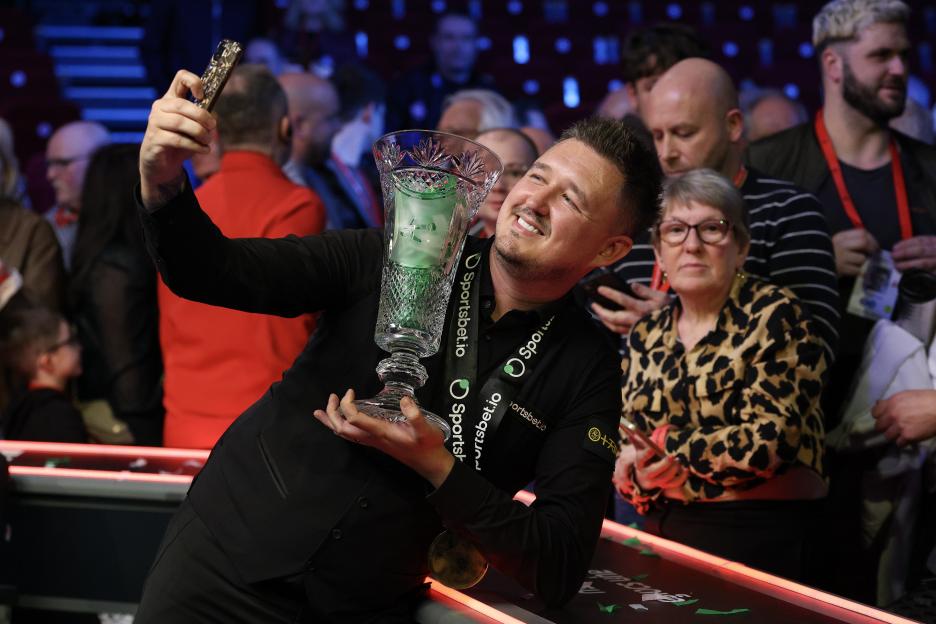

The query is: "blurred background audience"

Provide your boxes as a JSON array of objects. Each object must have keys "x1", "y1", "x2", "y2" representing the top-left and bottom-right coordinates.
[{"x1": 68, "y1": 143, "x2": 163, "y2": 446}]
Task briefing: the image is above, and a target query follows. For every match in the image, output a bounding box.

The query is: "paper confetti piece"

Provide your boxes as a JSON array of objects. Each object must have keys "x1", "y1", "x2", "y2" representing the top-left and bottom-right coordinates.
[
  {"x1": 597, "y1": 602, "x2": 622, "y2": 614},
  {"x1": 628, "y1": 522, "x2": 640, "y2": 528},
  {"x1": 672, "y1": 599, "x2": 699, "y2": 607},
  {"x1": 631, "y1": 573, "x2": 649, "y2": 580},
  {"x1": 629, "y1": 604, "x2": 649, "y2": 611},
  {"x1": 641, "y1": 592, "x2": 668, "y2": 602},
  {"x1": 639, "y1": 549, "x2": 660, "y2": 557},
  {"x1": 621, "y1": 537, "x2": 642, "y2": 547},
  {"x1": 696, "y1": 608, "x2": 750, "y2": 616}
]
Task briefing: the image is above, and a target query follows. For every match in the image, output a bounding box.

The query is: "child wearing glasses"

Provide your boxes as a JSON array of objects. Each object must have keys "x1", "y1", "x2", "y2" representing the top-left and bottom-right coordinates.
[{"x1": 1, "y1": 306, "x2": 87, "y2": 442}]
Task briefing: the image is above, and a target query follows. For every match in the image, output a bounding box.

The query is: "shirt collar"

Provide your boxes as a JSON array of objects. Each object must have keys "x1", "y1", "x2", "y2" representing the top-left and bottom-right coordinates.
[
  {"x1": 219, "y1": 150, "x2": 282, "y2": 175},
  {"x1": 475, "y1": 236, "x2": 570, "y2": 325}
]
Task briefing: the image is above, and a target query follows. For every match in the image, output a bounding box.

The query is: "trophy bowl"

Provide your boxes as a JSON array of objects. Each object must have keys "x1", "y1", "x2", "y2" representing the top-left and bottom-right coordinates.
[{"x1": 354, "y1": 130, "x2": 502, "y2": 440}]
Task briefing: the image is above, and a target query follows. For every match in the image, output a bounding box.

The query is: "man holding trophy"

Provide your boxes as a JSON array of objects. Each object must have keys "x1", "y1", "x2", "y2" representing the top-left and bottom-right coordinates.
[{"x1": 134, "y1": 68, "x2": 662, "y2": 622}]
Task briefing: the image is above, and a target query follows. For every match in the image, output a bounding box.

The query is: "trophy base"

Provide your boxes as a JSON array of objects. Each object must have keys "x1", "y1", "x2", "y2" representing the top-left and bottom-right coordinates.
[{"x1": 354, "y1": 388, "x2": 452, "y2": 442}]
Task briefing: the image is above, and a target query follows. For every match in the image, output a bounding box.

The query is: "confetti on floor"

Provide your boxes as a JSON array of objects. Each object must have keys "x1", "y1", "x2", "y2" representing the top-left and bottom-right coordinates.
[
  {"x1": 696, "y1": 607, "x2": 751, "y2": 616},
  {"x1": 672, "y1": 598, "x2": 700, "y2": 607},
  {"x1": 597, "y1": 602, "x2": 622, "y2": 614}
]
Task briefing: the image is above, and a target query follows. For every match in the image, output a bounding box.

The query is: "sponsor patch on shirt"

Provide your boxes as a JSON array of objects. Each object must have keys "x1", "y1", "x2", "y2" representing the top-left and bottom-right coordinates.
[{"x1": 583, "y1": 420, "x2": 618, "y2": 465}]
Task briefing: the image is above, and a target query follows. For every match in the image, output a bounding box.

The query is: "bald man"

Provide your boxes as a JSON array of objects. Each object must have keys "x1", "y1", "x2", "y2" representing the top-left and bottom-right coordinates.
[
  {"x1": 279, "y1": 72, "x2": 377, "y2": 229},
  {"x1": 744, "y1": 91, "x2": 807, "y2": 142},
  {"x1": 44, "y1": 121, "x2": 110, "y2": 269},
  {"x1": 588, "y1": 58, "x2": 840, "y2": 362}
]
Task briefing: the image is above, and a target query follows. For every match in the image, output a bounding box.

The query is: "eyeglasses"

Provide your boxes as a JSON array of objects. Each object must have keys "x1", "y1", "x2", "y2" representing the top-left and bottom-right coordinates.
[
  {"x1": 46, "y1": 155, "x2": 90, "y2": 170},
  {"x1": 501, "y1": 165, "x2": 529, "y2": 183},
  {"x1": 45, "y1": 325, "x2": 80, "y2": 352},
  {"x1": 657, "y1": 218, "x2": 732, "y2": 245}
]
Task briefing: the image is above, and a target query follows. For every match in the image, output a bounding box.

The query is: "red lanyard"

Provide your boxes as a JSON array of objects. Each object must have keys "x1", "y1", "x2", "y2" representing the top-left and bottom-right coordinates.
[
  {"x1": 649, "y1": 166, "x2": 748, "y2": 293},
  {"x1": 814, "y1": 109, "x2": 912, "y2": 239}
]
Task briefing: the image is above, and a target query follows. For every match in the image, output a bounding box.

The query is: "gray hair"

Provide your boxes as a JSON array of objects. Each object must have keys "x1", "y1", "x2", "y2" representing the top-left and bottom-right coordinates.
[
  {"x1": 813, "y1": 0, "x2": 909, "y2": 50},
  {"x1": 653, "y1": 169, "x2": 750, "y2": 247},
  {"x1": 443, "y1": 89, "x2": 516, "y2": 132}
]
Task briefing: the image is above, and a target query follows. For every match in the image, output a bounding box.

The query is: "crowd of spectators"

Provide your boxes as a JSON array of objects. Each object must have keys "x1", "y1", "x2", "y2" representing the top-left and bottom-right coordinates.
[{"x1": 1, "y1": 0, "x2": 936, "y2": 614}]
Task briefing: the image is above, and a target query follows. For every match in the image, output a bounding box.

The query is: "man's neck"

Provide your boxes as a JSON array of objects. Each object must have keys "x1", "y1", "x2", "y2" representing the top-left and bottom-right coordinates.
[
  {"x1": 720, "y1": 150, "x2": 744, "y2": 185},
  {"x1": 439, "y1": 66, "x2": 470, "y2": 84},
  {"x1": 488, "y1": 247, "x2": 567, "y2": 321},
  {"x1": 822, "y1": 97, "x2": 892, "y2": 170}
]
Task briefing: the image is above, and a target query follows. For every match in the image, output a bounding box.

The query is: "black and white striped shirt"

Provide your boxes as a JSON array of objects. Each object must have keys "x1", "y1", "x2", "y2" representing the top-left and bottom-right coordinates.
[{"x1": 600, "y1": 167, "x2": 840, "y2": 359}]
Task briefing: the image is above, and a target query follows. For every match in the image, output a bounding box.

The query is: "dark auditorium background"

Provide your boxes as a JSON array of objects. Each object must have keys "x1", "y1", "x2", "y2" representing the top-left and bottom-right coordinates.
[{"x1": 2, "y1": 0, "x2": 935, "y2": 199}]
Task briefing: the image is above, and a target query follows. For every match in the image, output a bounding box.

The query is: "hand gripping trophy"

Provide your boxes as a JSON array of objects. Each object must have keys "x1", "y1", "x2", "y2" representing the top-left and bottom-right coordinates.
[{"x1": 354, "y1": 131, "x2": 502, "y2": 440}]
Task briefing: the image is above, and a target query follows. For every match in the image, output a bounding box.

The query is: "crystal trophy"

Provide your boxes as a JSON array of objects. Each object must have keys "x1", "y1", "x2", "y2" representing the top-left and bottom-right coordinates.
[{"x1": 354, "y1": 131, "x2": 502, "y2": 440}]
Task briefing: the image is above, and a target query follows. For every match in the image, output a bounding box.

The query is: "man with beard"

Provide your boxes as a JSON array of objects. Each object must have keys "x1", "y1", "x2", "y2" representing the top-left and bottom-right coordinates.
[
  {"x1": 748, "y1": 0, "x2": 936, "y2": 409},
  {"x1": 749, "y1": 0, "x2": 936, "y2": 281},
  {"x1": 133, "y1": 66, "x2": 661, "y2": 622},
  {"x1": 748, "y1": 0, "x2": 936, "y2": 603}
]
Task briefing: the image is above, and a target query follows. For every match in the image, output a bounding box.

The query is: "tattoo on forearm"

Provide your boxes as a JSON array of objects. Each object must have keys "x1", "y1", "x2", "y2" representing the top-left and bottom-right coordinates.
[{"x1": 145, "y1": 173, "x2": 186, "y2": 212}]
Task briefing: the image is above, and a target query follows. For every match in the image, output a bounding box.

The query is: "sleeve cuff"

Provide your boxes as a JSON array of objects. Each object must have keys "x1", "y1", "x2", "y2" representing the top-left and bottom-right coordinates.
[{"x1": 426, "y1": 459, "x2": 494, "y2": 526}]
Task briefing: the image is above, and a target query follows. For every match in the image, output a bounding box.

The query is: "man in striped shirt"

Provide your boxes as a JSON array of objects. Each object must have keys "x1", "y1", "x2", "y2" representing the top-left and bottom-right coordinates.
[{"x1": 589, "y1": 58, "x2": 840, "y2": 359}]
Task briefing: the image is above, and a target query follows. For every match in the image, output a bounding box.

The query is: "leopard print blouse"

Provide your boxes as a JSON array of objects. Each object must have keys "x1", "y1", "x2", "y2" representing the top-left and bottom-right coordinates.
[{"x1": 620, "y1": 274, "x2": 827, "y2": 506}]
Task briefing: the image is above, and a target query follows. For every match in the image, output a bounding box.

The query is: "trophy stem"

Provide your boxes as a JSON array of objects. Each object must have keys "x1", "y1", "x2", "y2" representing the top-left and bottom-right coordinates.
[{"x1": 354, "y1": 350, "x2": 452, "y2": 441}]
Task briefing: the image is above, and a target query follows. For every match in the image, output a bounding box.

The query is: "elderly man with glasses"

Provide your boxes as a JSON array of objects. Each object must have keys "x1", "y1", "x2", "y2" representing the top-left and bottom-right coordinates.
[{"x1": 44, "y1": 121, "x2": 110, "y2": 270}]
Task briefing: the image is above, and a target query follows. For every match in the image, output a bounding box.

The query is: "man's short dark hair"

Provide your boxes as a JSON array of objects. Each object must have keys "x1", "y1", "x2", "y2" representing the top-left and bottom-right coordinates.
[
  {"x1": 332, "y1": 62, "x2": 386, "y2": 121},
  {"x1": 433, "y1": 11, "x2": 478, "y2": 35},
  {"x1": 621, "y1": 24, "x2": 710, "y2": 83},
  {"x1": 559, "y1": 117, "x2": 662, "y2": 237},
  {"x1": 214, "y1": 64, "x2": 288, "y2": 150}
]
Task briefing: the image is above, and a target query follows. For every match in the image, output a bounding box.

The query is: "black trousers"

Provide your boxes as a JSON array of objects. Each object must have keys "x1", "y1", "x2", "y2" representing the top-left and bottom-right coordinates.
[
  {"x1": 644, "y1": 498, "x2": 822, "y2": 583},
  {"x1": 135, "y1": 498, "x2": 423, "y2": 624}
]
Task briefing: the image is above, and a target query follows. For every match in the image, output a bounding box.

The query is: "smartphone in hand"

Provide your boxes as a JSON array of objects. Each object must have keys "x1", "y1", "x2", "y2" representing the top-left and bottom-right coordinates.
[
  {"x1": 192, "y1": 39, "x2": 244, "y2": 113},
  {"x1": 620, "y1": 420, "x2": 666, "y2": 456},
  {"x1": 581, "y1": 272, "x2": 636, "y2": 312}
]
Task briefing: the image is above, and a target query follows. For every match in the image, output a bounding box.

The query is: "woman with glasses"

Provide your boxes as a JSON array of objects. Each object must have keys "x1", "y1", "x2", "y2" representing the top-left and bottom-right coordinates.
[{"x1": 614, "y1": 169, "x2": 828, "y2": 582}]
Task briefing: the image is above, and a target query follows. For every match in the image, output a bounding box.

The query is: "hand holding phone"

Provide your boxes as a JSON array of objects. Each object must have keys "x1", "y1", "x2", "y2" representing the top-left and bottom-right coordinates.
[
  {"x1": 192, "y1": 39, "x2": 244, "y2": 113},
  {"x1": 620, "y1": 420, "x2": 666, "y2": 456},
  {"x1": 581, "y1": 272, "x2": 635, "y2": 312}
]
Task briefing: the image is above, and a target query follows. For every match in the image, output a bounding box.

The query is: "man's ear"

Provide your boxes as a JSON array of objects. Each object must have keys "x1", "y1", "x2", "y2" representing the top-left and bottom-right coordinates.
[
  {"x1": 821, "y1": 46, "x2": 843, "y2": 84},
  {"x1": 726, "y1": 108, "x2": 744, "y2": 144},
  {"x1": 278, "y1": 115, "x2": 292, "y2": 143},
  {"x1": 35, "y1": 351, "x2": 53, "y2": 374},
  {"x1": 625, "y1": 83, "x2": 639, "y2": 110},
  {"x1": 593, "y1": 234, "x2": 634, "y2": 269},
  {"x1": 360, "y1": 102, "x2": 375, "y2": 124}
]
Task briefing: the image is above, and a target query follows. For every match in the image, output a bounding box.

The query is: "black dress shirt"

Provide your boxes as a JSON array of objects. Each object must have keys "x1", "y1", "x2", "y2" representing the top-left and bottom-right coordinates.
[{"x1": 139, "y1": 179, "x2": 621, "y2": 610}]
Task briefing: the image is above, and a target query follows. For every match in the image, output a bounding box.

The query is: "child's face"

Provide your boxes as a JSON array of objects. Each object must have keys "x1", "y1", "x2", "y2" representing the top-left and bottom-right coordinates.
[{"x1": 43, "y1": 321, "x2": 82, "y2": 379}]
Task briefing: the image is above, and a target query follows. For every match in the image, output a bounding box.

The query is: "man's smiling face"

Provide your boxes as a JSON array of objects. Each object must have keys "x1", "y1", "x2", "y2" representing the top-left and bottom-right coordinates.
[{"x1": 493, "y1": 138, "x2": 627, "y2": 281}]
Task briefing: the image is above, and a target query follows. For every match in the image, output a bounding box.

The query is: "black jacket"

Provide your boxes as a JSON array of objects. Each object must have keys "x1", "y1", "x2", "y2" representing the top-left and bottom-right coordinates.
[
  {"x1": 746, "y1": 122, "x2": 936, "y2": 225},
  {"x1": 139, "y1": 180, "x2": 621, "y2": 611}
]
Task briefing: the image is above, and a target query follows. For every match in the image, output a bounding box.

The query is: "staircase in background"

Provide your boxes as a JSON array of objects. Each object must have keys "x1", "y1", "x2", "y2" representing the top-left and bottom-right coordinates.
[{"x1": 35, "y1": 22, "x2": 153, "y2": 143}]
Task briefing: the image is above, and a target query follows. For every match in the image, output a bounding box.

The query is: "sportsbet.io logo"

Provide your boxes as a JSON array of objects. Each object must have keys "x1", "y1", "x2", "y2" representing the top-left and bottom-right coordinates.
[
  {"x1": 449, "y1": 378, "x2": 470, "y2": 400},
  {"x1": 503, "y1": 358, "x2": 525, "y2": 378}
]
